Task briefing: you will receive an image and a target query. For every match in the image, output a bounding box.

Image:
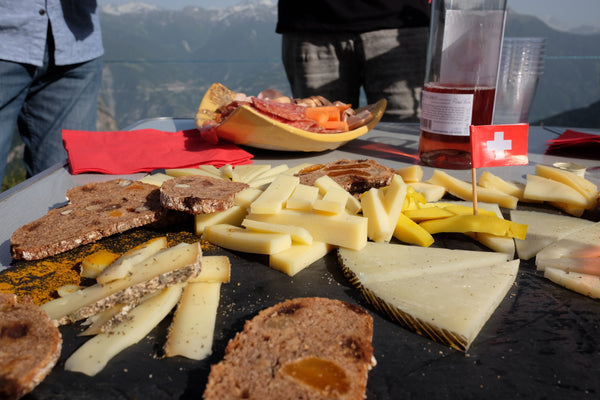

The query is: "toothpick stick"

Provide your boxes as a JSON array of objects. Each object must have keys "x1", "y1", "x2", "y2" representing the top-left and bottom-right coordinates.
[{"x1": 471, "y1": 167, "x2": 478, "y2": 215}]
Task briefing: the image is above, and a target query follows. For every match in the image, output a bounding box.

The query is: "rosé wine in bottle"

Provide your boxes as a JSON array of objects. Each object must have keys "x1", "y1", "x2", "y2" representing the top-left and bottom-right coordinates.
[{"x1": 418, "y1": 84, "x2": 496, "y2": 169}]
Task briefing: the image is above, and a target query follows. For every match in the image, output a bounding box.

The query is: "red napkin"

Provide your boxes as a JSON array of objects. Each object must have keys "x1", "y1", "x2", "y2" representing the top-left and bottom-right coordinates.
[
  {"x1": 546, "y1": 129, "x2": 600, "y2": 158},
  {"x1": 62, "y1": 129, "x2": 253, "y2": 175}
]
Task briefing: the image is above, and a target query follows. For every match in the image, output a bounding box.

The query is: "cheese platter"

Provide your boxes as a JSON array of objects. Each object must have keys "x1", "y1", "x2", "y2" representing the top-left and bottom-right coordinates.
[{"x1": 1, "y1": 121, "x2": 600, "y2": 399}]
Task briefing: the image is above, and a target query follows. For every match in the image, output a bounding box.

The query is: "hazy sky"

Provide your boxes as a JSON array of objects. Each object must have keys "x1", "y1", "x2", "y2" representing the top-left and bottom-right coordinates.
[{"x1": 98, "y1": 0, "x2": 600, "y2": 31}]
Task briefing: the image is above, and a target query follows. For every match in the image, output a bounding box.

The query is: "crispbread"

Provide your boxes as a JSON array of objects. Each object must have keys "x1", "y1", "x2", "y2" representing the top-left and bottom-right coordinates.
[
  {"x1": 0, "y1": 293, "x2": 62, "y2": 400},
  {"x1": 160, "y1": 175, "x2": 249, "y2": 214},
  {"x1": 203, "y1": 297, "x2": 375, "y2": 400},
  {"x1": 10, "y1": 179, "x2": 171, "y2": 261},
  {"x1": 295, "y1": 158, "x2": 394, "y2": 196}
]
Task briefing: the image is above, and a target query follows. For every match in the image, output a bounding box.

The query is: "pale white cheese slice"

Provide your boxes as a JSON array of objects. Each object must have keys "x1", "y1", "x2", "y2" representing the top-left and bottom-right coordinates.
[
  {"x1": 338, "y1": 242, "x2": 510, "y2": 285},
  {"x1": 358, "y1": 259, "x2": 519, "y2": 351},
  {"x1": 65, "y1": 284, "x2": 184, "y2": 376},
  {"x1": 509, "y1": 210, "x2": 595, "y2": 260},
  {"x1": 543, "y1": 267, "x2": 600, "y2": 299},
  {"x1": 535, "y1": 221, "x2": 600, "y2": 271}
]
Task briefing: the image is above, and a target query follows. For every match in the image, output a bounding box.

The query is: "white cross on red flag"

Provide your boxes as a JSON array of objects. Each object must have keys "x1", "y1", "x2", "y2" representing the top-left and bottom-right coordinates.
[{"x1": 470, "y1": 124, "x2": 529, "y2": 168}]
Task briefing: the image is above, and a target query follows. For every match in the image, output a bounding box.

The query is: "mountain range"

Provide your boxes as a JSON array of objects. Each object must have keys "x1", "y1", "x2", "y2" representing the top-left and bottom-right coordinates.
[{"x1": 96, "y1": 2, "x2": 600, "y2": 130}]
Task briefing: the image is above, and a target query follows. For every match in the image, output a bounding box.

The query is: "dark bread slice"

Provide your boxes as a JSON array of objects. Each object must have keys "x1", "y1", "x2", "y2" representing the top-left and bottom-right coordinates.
[
  {"x1": 203, "y1": 297, "x2": 375, "y2": 400},
  {"x1": 11, "y1": 179, "x2": 170, "y2": 261},
  {"x1": 295, "y1": 159, "x2": 394, "y2": 196},
  {"x1": 160, "y1": 175, "x2": 249, "y2": 214},
  {"x1": 0, "y1": 293, "x2": 62, "y2": 400}
]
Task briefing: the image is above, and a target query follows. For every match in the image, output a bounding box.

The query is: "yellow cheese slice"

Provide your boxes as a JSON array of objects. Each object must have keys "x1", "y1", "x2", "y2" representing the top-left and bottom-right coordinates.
[
  {"x1": 361, "y1": 188, "x2": 393, "y2": 242},
  {"x1": 535, "y1": 164, "x2": 598, "y2": 209},
  {"x1": 80, "y1": 250, "x2": 121, "y2": 279},
  {"x1": 510, "y1": 210, "x2": 595, "y2": 260},
  {"x1": 204, "y1": 224, "x2": 292, "y2": 255},
  {"x1": 269, "y1": 241, "x2": 333, "y2": 276},
  {"x1": 338, "y1": 242, "x2": 510, "y2": 284},
  {"x1": 314, "y1": 174, "x2": 361, "y2": 214},
  {"x1": 165, "y1": 167, "x2": 225, "y2": 180},
  {"x1": 428, "y1": 169, "x2": 518, "y2": 209},
  {"x1": 407, "y1": 182, "x2": 445, "y2": 202},
  {"x1": 313, "y1": 186, "x2": 348, "y2": 215},
  {"x1": 246, "y1": 209, "x2": 367, "y2": 251},
  {"x1": 285, "y1": 184, "x2": 319, "y2": 211},
  {"x1": 395, "y1": 165, "x2": 423, "y2": 182},
  {"x1": 234, "y1": 187, "x2": 264, "y2": 209},
  {"x1": 250, "y1": 174, "x2": 299, "y2": 214},
  {"x1": 393, "y1": 213, "x2": 434, "y2": 247},
  {"x1": 241, "y1": 218, "x2": 313, "y2": 245},
  {"x1": 96, "y1": 237, "x2": 168, "y2": 284},
  {"x1": 190, "y1": 255, "x2": 231, "y2": 283},
  {"x1": 164, "y1": 281, "x2": 221, "y2": 360},
  {"x1": 523, "y1": 174, "x2": 589, "y2": 208},
  {"x1": 138, "y1": 172, "x2": 174, "y2": 187},
  {"x1": 65, "y1": 284, "x2": 184, "y2": 376},
  {"x1": 247, "y1": 164, "x2": 291, "y2": 188},
  {"x1": 419, "y1": 214, "x2": 527, "y2": 240},
  {"x1": 478, "y1": 171, "x2": 526, "y2": 200},
  {"x1": 194, "y1": 205, "x2": 248, "y2": 235},
  {"x1": 231, "y1": 164, "x2": 272, "y2": 183}
]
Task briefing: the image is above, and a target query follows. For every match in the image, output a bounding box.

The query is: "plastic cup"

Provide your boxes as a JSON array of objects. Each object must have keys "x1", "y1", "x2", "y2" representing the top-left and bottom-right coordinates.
[{"x1": 493, "y1": 37, "x2": 546, "y2": 124}]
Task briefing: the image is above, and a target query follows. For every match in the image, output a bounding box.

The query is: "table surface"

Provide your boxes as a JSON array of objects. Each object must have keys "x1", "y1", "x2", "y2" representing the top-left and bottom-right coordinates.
[{"x1": 2, "y1": 121, "x2": 600, "y2": 400}]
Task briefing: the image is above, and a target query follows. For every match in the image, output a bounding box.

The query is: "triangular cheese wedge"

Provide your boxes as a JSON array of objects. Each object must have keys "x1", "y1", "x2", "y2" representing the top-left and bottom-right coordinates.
[
  {"x1": 543, "y1": 267, "x2": 600, "y2": 299},
  {"x1": 535, "y1": 221, "x2": 600, "y2": 273},
  {"x1": 510, "y1": 210, "x2": 594, "y2": 260},
  {"x1": 338, "y1": 242, "x2": 510, "y2": 285},
  {"x1": 339, "y1": 242, "x2": 519, "y2": 351}
]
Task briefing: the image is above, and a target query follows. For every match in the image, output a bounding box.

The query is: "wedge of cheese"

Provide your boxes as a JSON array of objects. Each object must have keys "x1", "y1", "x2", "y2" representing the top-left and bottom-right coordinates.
[
  {"x1": 543, "y1": 267, "x2": 600, "y2": 299},
  {"x1": 510, "y1": 210, "x2": 595, "y2": 260},
  {"x1": 269, "y1": 241, "x2": 333, "y2": 276},
  {"x1": 535, "y1": 221, "x2": 600, "y2": 274},
  {"x1": 523, "y1": 175, "x2": 589, "y2": 209},
  {"x1": 338, "y1": 242, "x2": 519, "y2": 351}
]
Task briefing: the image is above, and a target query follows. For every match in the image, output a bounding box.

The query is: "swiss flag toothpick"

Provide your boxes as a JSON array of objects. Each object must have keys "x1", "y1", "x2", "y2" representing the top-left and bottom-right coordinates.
[{"x1": 469, "y1": 124, "x2": 529, "y2": 214}]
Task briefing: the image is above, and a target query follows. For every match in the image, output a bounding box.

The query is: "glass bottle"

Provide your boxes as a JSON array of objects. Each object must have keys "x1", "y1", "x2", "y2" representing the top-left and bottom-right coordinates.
[{"x1": 418, "y1": 0, "x2": 507, "y2": 169}]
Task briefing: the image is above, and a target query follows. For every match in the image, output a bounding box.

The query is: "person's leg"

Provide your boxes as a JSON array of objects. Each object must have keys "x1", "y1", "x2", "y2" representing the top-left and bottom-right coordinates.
[
  {"x1": 0, "y1": 60, "x2": 33, "y2": 184},
  {"x1": 361, "y1": 27, "x2": 428, "y2": 122},
  {"x1": 18, "y1": 55, "x2": 103, "y2": 177},
  {"x1": 282, "y1": 32, "x2": 362, "y2": 107}
]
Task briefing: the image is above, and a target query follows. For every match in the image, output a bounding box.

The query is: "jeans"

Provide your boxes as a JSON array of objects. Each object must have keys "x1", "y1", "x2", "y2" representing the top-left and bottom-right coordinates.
[
  {"x1": 282, "y1": 27, "x2": 429, "y2": 122},
  {"x1": 0, "y1": 50, "x2": 102, "y2": 182}
]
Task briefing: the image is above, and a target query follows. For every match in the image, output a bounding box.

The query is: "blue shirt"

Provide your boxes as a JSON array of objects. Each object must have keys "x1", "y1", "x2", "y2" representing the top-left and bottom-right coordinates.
[{"x1": 0, "y1": 0, "x2": 103, "y2": 67}]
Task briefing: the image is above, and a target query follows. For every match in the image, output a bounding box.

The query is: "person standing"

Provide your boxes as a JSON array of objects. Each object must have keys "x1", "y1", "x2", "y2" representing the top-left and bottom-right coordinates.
[
  {"x1": 276, "y1": 0, "x2": 430, "y2": 122},
  {"x1": 0, "y1": 0, "x2": 104, "y2": 186}
]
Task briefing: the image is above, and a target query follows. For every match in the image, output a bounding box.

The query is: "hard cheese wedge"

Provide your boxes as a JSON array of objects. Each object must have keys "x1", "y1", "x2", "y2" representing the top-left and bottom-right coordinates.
[
  {"x1": 543, "y1": 267, "x2": 600, "y2": 299},
  {"x1": 510, "y1": 210, "x2": 595, "y2": 260},
  {"x1": 339, "y1": 242, "x2": 518, "y2": 351},
  {"x1": 338, "y1": 242, "x2": 510, "y2": 285},
  {"x1": 536, "y1": 221, "x2": 600, "y2": 274}
]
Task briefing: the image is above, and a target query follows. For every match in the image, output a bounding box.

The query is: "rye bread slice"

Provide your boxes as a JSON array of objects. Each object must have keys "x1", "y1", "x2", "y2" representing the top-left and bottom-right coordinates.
[
  {"x1": 160, "y1": 175, "x2": 249, "y2": 214},
  {"x1": 295, "y1": 159, "x2": 394, "y2": 196},
  {"x1": 0, "y1": 293, "x2": 62, "y2": 400},
  {"x1": 204, "y1": 297, "x2": 375, "y2": 400},
  {"x1": 11, "y1": 179, "x2": 170, "y2": 261}
]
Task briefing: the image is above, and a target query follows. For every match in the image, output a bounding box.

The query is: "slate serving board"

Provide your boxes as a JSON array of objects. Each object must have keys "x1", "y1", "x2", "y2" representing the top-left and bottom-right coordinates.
[{"x1": 3, "y1": 222, "x2": 600, "y2": 400}]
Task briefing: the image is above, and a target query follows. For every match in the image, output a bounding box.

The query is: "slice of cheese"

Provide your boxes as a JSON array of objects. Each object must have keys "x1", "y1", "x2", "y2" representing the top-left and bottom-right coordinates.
[
  {"x1": 269, "y1": 241, "x2": 333, "y2": 276},
  {"x1": 543, "y1": 267, "x2": 600, "y2": 299},
  {"x1": 250, "y1": 174, "x2": 299, "y2": 214},
  {"x1": 138, "y1": 172, "x2": 174, "y2": 187},
  {"x1": 361, "y1": 188, "x2": 393, "y2": 242},
  {"x1": 313, "y1": 174, "x2": 361, "y2": 214},
  {"x1": 41, "y1": 242, "x2": 201, "y2": 322},
  {"x1": 353, "y1": 259, "x2": 519, "y2": 351},
  {"x1": 395, "y1": 165, "x2": 423, "y2": 182},
  {"x1": 164, "y1": 281, "x2": 221, "y2": 360},
  {"x1": 523, "y1": 175, "x2": 589, "y2": 208},
  {"x1": 166, "y1": 167, "x2": 224, "y2": 180},
  {"x1": 407, "y1": 182, "x2": 445, "y2": 202},
  {"x1": 285, "y1": 184, "x2": 320, "y2": 211},
  {"x1": 80, "y1": 250, "x2": 121, "y2": 279},
  {"x1": 393, "y1": 213, "x2": 434, "y2": 247},
  {"x1": 338, "y1": 242, "x2": 510, "y2": 285},
  {"x1": 535, "y1": 164, "x2": 598, "y2": 209},
  {"x1": 248, "y1": 164, "x2": 291, "y2": 188},
  {"x1": 312, "y1": 186, "x2": 348, "y2": 215},
  {"x1": 241, "y1": 218, "x2": 313, "y2": 245},
  {"x1": 510, "y1": 210, "x2": 595, "y2": 260},
  {"x1": 535, "y1": 221, "x2": 600, "y2": 271},
  {"x1": 537, "y1": 257, "x2": 600, "y2": 276},
  {"x1": 65, "y1": 284, "x2": 184, "y2": 376},
  {"x1": 232, "y1": 164, "x2": 272, "y2": 183},
  {"x1": 428, "y1": 169, "x2": 519, "y2": 209},
  {"x1": 419, "y1": 215, "x2": 527, "y2": 240},
  {"x1": 190, "y1": 255, "x2": 231, "y2": 283},
  {"x1": 234, "y1": 187, "x2": 264, "y2": 209},
  {"x1": 247, "y1": 209, "x2": 367, "y2": 251},
  {"x1": 204, "y1": 224, "x2": 292, "y2": 255},
  {"x1": 96, "y1": 237, "x2": 168, "y2": 284},
  {"x1": 478, "y1": 171, "x2": 526, "y2": 200},
  {"x1": 194, "y1": 205, "x2": 248, "y2": 235}
]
